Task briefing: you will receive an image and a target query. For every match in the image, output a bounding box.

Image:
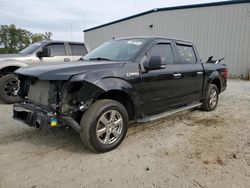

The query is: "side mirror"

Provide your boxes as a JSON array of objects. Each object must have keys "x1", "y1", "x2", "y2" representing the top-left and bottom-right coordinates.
[
  {"x1": 37, "y1": 47, "x2": 50, "y2": 58},
  {"x1": 144, "y1": 56, "x2": 167, "y2": 71}
]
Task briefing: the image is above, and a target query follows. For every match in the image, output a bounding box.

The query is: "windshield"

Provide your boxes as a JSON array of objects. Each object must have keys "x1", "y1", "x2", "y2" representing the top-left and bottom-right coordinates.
[
  {"x1": 19, "y1": 42, "x2": 42, "y2": 54},
  {"x1": 82, "y1": 39, "x2": 147, "y2": 61}
]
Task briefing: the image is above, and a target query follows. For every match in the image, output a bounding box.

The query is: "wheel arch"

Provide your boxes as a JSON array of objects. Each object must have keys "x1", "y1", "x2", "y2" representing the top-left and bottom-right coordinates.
[
  {"x1": 97, "y1": 89, "x2": 135, "y2": 121},
  {"x1": 0, "y1": 60, "x2": 28, "y2": 75},
  {"x1": 92, "y1": 77, "x2": 140, "y2": 120},
  {"x1": 207, "y1": 71, "x2": 222, "y2": 93},
  {"x1": 1, "y1": 66, "x2": 21, "y2": 74},
  {"x1": 65, "y1": 78, "x2": 139, "y2": 120},
  {"x1": 211, "y1": 77, "x2": 221, "y2": 93},
  {"x1": 202, "y1": 71, "x2": 222, "y2": 101}
]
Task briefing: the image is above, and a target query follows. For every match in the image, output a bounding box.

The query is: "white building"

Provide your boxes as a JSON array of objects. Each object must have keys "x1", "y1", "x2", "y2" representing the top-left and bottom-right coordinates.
[{"x1": 84, "y1": 0, "x2": 250, "y2": 78}]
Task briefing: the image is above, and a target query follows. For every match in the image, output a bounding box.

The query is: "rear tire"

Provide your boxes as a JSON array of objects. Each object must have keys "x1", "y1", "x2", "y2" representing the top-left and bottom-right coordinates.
[
  {"x1": 0, "y1": 74, "x2": 22, "y2": 104},
  {"x1": 80, "y1": 99, "x2": 128, "y2": 153},
  {"x1": 201, "y1": 84, "x2": 219, "y2": 111}
]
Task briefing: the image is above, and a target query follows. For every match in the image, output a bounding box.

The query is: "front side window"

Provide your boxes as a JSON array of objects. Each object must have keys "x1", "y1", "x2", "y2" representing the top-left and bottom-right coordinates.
[
  {"x1": 176, "y1": 44, "x2": 196, "y2": 64},
  {"x1": 46, "y1": 44, "x2": 66, "y2": 56},
  {"x1": 148, "y1": 43, "x2": 174, "y2": 64},
  {"x1": 19, "y1": 42, "x2": 42, "y2": 54},
  {"x1": 82, "y1": 39, "x2": 147, "y2": 61}
]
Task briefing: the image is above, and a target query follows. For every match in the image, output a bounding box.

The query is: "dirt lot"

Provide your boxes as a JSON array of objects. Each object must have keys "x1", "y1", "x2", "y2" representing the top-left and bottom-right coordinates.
[{"x1": 0, "y1": 79, "x2": 250, "y2": 188}]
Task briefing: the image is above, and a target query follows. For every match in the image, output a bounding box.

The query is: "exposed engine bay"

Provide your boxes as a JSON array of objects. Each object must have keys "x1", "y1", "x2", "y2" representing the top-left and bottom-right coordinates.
[{"x1": 15, "y1": 75, "x2": 104, "y2": 131}]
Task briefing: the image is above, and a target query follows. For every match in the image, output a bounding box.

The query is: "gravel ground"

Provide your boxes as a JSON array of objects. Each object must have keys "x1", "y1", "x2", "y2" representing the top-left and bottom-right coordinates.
[{"x1": 0, "y1": 79, "x2": 250, "y2": 188}]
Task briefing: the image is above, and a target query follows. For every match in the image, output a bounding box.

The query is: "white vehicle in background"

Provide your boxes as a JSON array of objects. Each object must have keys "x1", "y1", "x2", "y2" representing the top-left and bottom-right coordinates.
[{"x1": 0, "y1": 41, "x2": 87, "y2": 103}]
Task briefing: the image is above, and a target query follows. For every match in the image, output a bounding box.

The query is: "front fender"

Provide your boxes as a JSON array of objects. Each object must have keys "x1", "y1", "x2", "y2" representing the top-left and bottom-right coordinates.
[
  {"x1": 69, "y1": 67, "x2": 141, "y2": 111},
  {"x1": 70, "y1": 72, "x2": 134, "y2": 93},
  {"x1": 70, "y1": 73, "x2": 140, "y2": 114},
  {"x1": 93, "y1": 77, "x2": 138, "y2": 105},
  {"x1": 0, "y1": 59, "x2": 28, "y2": 70},
  {"x1": 95, "y1": 77, "x2": 140, "y2": 118},
  {"x1": 94, "y1": 77, "x2": 133, "y2": 92}
]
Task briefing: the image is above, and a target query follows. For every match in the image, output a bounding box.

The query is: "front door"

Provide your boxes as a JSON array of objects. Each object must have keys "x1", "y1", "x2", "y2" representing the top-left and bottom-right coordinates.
[
  {"x1": 34, "y1": 43, "x2": 70, "y2": 64},
  {"x1": 139, "y1": 40, "x2": 185, "y2": 116}
]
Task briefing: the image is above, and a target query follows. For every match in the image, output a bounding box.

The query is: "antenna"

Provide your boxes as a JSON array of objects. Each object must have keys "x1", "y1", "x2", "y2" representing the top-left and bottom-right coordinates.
[
  {"x1": 83, "y1": 18, "x2": 86, "y2": 30},
  {"x1": 70, "y1": 24, "x2": 73, "y2": 41},
  {"x1": 83, "y1": 18, "x2": 86, "y2": 42}
]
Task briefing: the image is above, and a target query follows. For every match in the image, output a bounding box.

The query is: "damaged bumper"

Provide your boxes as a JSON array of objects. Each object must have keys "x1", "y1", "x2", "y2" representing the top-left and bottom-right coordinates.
[
  {"x1": 13, "y1": 102, "x2": 81, "y2": 132},
  {"x1": 13, "y1": 102, "x2": 57, "y2": 129}
]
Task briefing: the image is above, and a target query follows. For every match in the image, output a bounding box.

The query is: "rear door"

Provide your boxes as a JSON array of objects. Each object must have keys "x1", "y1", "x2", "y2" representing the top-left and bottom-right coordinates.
[
  {"x1": 68, "y1": 43, "x2": 88, "y2": 61},
  {"x1": 173, "y1": 42, "x2": 204, "y2": 103}
]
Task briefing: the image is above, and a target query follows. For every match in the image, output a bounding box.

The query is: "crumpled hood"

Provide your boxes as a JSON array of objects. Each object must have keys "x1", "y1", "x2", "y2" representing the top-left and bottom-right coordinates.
[
  {"x1": 15, "y1": 60, "x2": 125, "y2": 80},
  {"x1": 0, "y1": 53, "x2": 28, "y2": 61}
]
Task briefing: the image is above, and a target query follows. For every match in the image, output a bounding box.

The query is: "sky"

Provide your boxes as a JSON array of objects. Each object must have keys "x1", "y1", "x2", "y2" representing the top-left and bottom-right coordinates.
[{"x1": 0, "y1": 0, "x2": 227, "y2": 42}]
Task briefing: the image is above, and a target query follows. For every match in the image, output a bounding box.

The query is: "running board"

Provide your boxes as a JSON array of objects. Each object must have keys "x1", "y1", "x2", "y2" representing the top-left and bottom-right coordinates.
[{"x1": 137, "y1": 103, "x2": 202, "y2": 123}]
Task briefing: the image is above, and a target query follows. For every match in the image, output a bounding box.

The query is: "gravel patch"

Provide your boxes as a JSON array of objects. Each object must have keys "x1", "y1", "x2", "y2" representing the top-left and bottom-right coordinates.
[{"x1": 0, "y1": 79, "x2": 250, "y2": 188}]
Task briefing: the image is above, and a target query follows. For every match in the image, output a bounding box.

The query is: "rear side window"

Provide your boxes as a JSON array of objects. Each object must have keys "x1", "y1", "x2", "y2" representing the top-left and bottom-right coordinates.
[
  {"x1": 176, "y1": 44, "x2": 196, "y2": 64},
  {"x1": 46, "y1": 44, "x2": 66, "y2": 56},
  {"x1": 70, "y1": 44, "x2": 87, "y2": 56},
  {"x1": 148, "y1": 43, "x2": 174, "y2": 64}
]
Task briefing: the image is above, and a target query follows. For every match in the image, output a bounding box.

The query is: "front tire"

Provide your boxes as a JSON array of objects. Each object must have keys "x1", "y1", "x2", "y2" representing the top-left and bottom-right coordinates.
[
  {"x1": 0, "y1": 74, "x2": 22, "y2": 104},
  {"x1": 201, "y1": 84, "x2": 219, "y2": 111},
  {"x1": 80, "y1": 99, "x2": 128, "y2": 153}
]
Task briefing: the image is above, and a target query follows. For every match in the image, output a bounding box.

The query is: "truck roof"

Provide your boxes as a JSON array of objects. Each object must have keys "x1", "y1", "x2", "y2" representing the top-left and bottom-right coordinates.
[
  {"x1": 114, "y1": 36, "x2": 194, "y2": 45},
  {"x1": 40, "y1": 40, "x2": 85, "y2": 45}
]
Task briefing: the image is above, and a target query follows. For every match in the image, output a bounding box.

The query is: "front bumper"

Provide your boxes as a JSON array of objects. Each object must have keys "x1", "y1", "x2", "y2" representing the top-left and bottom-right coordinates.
[
  {"x1": 13, "y1": 102, "x2": 81, "y2": 132},
  {"x1": 13, "y1": 102, "x2": 57, "y2": 129}
]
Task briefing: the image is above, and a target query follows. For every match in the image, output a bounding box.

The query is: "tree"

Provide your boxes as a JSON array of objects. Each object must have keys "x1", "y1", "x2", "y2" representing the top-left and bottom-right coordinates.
[
  {"x1": 0, "y1": 24, "x2": 31, "y2": 53},
  {"x1": 30, "y1": 32, "x2": 53, "y2": 43},
  {"x1": 0, "y1": 24, "x2": 52, "y2": 54},
  {"x1": 30, "y1": 33, "x2": 46, "y2": 43},
  {"x1": 45, "y1": 32, "x2": 52, "y2": 40}
]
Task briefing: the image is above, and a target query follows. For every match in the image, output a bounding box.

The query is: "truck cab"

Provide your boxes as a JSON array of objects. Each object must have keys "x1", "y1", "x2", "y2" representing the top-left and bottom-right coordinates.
[{"x1": 19, "y1": 41, "x2": 87, "y2": 64}]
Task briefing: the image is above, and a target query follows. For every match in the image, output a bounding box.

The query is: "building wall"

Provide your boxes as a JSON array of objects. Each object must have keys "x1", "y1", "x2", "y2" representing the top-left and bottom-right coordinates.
[{"x1": 84, "y1": 3, "x2": 250, "y2": 78}]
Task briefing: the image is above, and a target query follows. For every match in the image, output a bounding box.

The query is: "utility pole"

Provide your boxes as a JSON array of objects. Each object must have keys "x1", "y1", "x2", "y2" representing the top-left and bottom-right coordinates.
[
  {"x1": 83, "y1": 18, "x2": 86, "y2": 42},
  {"x1": 70, "y1": 24, "x2": 73, "y2": 41}
]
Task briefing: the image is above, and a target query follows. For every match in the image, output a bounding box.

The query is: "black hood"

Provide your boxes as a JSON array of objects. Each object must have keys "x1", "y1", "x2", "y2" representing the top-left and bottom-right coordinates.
[{"x1": 15, "y1": 60, "x2": 125, "y2": 80}]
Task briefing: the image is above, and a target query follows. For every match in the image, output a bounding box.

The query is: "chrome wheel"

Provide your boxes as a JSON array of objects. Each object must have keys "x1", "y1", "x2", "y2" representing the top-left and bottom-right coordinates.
[
  {"x1": 96, "y1": 110, "x2": 123, "y2": 145},
  {"x1": 209, "y1": 88, "x2": 218, "y2": 109}
]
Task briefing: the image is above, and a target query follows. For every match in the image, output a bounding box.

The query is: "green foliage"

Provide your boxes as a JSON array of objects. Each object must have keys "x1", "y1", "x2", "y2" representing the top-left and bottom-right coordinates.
[
  {"x1": 0, "y1": 24, "x2": 52, "y2": 54},
  {"x1": 31, "y1": 32, "x2": 52, "y2": 43},
  {"x1": 31, "y1": 33, "x2": 46, "y2": 43}
]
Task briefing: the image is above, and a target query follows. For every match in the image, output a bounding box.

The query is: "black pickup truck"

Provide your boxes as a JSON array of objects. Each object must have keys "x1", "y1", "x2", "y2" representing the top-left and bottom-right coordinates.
[{"x1": 13, "y1": 37, "x2": 227, "y2": 153}]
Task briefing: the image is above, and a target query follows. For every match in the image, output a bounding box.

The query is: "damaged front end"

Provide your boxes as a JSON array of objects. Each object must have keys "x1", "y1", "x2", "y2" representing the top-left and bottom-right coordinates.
[{"x1": 13, "y1": 75, "x2": 103, "y2": 132}]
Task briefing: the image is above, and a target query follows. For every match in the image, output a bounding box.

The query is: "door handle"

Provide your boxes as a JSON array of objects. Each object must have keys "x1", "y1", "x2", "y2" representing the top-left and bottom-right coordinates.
[
  {"x1": 64, "y1": 58, "x2": 70, "y2": 62},
  {"x1": 197, "y1": 71, "x2": 203, "y2": 75},
  {"x1": 173, "y1": 73, "x2": 182, "y2": 78}
]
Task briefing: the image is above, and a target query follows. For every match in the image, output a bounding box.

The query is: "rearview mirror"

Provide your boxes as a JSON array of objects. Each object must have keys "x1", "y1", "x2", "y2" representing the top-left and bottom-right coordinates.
[
  {"x1": 144, "y1": 56, "x2": 167, "y2": 71},
  {"x1": 37, "y1": 47, "x2": 50, "y2": 58}
]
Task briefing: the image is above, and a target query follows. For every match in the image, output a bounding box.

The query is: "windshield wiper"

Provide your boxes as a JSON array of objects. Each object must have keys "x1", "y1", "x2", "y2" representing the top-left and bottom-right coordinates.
[{"x1": 89, "y1": 57, "x2": 111, "y2": 61}]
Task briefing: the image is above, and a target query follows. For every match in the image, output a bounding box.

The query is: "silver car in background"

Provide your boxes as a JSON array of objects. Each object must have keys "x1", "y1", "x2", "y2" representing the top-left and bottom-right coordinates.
[{"x1": 0, "y1": 41, "x2": 87, "y2": 103}]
